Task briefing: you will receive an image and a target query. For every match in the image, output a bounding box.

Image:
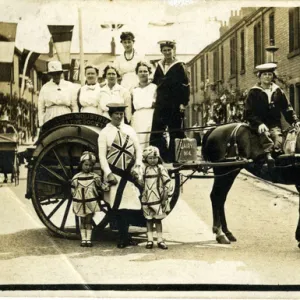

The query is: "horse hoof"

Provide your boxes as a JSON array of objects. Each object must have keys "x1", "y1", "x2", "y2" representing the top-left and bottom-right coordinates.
[
  {"x1": 225, "y1": 232, "x2": 237, "y2": 242},
  {"x1": 216, "y1": 235, "x2": 230, "y2": 244}
]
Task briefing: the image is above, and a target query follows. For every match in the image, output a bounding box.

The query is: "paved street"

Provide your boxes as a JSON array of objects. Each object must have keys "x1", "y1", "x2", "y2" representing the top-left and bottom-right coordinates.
[{"x1": 1, "y1": 153, "x2": 300, "y2": 297}]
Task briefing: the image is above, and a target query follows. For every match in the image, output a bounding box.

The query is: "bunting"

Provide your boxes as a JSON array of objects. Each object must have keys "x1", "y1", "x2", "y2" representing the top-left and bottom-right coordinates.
[
  {"x1": 47, "y1": 25, "x2": 74, "y2": 72},
  {"x1": 19, "y1": 49, "x2": 40, "y2": 77},
  {"x1": 0, "y1": 22, "x2": 18, "y2": 82}
]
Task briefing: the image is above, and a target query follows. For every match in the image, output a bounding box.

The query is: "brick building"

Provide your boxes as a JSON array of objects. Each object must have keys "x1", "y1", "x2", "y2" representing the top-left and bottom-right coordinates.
[{"x1": 186, "y1": 7, "x2": 300, "y2": 128}]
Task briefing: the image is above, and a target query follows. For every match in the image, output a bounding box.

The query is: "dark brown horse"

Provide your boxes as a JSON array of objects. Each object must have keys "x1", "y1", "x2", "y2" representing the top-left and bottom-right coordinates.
[{"x1": 202, "y1": 122, "x2": 300, "y2": 247}]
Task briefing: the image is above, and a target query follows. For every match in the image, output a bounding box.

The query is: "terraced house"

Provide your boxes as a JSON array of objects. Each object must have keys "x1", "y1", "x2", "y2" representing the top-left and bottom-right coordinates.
[{"x1": 186, "y1": 7, "x2": 300, "y2": 129}]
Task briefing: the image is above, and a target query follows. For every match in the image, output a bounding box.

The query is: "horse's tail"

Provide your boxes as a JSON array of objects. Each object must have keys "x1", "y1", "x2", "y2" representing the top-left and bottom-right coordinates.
[{"x1": 201, "y1": 127, "x2": 217, "y2": 160}]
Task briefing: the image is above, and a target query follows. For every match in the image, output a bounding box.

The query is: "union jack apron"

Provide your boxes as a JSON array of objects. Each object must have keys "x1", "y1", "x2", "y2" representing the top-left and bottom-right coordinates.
[{"x1": 104, "y1": 129, "x2": 141, "y2": 210}]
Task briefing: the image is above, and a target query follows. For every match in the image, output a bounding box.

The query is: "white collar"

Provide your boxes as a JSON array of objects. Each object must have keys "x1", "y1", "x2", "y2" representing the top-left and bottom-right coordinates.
[
  {"x1": 102, "y1": 83, "x2": 121, "y2": 92},
  {"x1": 158, "y1": 59, "x2": 183, "y2": 75}
]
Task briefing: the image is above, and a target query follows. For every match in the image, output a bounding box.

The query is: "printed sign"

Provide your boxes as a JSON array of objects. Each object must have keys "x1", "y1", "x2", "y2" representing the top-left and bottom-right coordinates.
[{"x1": 175, "y1": 138, "x2": 197, "y2": 163}]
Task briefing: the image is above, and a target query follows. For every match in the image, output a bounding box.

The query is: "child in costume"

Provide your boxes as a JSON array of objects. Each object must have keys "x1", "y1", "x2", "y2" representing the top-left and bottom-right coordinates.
[
  {"x1": 71, "y1": 151, "x2": 110, "y2": 247},
  {"x1": 141, "y1": 146, "x2": 172, "y2": 250}
]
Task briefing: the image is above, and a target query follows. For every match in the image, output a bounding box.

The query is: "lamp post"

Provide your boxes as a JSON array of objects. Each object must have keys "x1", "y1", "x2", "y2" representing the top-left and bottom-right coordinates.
[{"x1": 265, "y1": 39, "x2": 279, "y2": 63}]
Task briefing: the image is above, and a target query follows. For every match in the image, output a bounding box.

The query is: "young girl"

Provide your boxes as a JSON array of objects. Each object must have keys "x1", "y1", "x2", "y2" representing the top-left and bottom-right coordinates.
[
  {"x1": 71, "y1": 151, "x2": 110, "y2": 247},
  {"x1": 141, "y1": 146, "x2": 172, "y2": 250}
]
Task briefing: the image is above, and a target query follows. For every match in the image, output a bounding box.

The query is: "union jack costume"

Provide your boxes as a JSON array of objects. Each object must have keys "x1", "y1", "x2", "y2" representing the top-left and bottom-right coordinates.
[{"x1": 71, "y1": 172, "x2": 109, "y2": 217}]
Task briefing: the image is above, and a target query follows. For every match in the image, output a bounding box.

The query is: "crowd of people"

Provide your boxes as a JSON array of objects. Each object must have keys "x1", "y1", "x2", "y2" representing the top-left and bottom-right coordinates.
[
  {"x1": 33, "y1": 32, "x2": 300, "y2": 250},
  {"x1": 37, "y1": 32, "x2": 190, "y2": 249}
]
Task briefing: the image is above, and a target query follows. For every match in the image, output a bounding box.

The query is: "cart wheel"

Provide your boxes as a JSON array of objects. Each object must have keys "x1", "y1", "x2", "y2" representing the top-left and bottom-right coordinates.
[{"x1": 31, "y1": 138, "x2": 110, "y2": 239}]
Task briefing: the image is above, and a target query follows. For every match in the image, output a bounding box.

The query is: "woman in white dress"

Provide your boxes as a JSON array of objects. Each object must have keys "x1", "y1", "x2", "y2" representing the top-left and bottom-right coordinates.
[
  {"x1": 99, "y1": 65, "x2": 132, "y2": 123},
  {"x1": 131, "y1": 62, "x2": 156, "y2": 150},
  {"x1": 77, "y1": 66, "x2": 101, "y2": 114},
  {"x1": 38, "y1": 61, "x2": 78, "y2": 127},
  {"x1": 114, "y1": 32, "x2": 145, "y2": 93}
]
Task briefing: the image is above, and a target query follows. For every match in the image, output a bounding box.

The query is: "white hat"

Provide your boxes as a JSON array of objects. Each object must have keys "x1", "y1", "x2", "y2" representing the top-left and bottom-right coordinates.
[
  {"x1": 142, "y1": 146, "x2": 161, "y2": 161},
  {"x1": 255, "y1": 63, "x2": 277, "y2": 72},
  {"x1": 48, "y1": 61, "x2": 63, "y2": 73},
  {"x1": 80, "y1": 151, "x2": 96, "y2": 164}
]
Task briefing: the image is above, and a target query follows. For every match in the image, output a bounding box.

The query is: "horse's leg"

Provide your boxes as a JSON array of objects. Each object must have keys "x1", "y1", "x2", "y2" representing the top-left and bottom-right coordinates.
[
  {"x1": 211, "y1": 168, "x2": 240, "y2": 244},
  {"x1": 295, "y1": 185, "x2": 300, "y2": 248}
]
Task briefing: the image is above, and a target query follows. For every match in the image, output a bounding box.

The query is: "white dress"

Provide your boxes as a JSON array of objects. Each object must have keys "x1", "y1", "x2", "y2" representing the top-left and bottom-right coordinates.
[
  {"x1": 78, "y1": 84, "x2": 101, "y2": 114},
  {"x1": 114, "y1": 51, "x2": 145, "y2": 93},
  {"x1": 38, "y1": 79, "x2": 78, "y2": 126},
  {"x1": 99, "y1": 83, "x2": 132, "y2": 122},
  {"x1": 98, "y1": 123, "x2": 142, "y2": 210},
  {"x1": 131, "y1": 83, "x2": 156, "y2": 150}
]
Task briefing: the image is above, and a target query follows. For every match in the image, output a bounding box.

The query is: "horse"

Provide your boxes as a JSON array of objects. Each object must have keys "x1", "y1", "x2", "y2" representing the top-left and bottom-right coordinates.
[{"x1": 201, "y1": 122, "x2": 300, "y2": 247}]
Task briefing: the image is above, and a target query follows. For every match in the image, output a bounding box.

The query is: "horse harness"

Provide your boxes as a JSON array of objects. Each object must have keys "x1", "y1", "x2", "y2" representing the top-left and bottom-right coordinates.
[{"x1": 225, "y1": 123, "x2": 249, "y2": 160}]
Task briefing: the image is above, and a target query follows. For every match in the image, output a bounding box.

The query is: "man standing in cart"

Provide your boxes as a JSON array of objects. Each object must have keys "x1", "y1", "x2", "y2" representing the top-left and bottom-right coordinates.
[{"x1": 150, "y1": 40, "x2": 190, "y2": 162}]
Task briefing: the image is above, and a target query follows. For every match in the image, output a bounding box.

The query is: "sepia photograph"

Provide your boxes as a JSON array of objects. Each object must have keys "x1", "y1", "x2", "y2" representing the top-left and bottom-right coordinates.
[{"x1": 1, "y1": 0, "x2": 300, "y2": 298}]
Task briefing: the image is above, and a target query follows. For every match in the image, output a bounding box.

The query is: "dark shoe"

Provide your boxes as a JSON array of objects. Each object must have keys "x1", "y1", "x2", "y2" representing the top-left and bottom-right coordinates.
[
  {"x1": 3, "y1": 179, "x2": 7, "y2": 183},
  {"x1": 86, "y1": 241, "x2": 93, "y2": 247},
  {"x1": 80, "y1": 241, "x2": 87, "y2": 247},
  {"x1": 145, "y1": 241, "x2": 153, "y2": 249},
  {"x1": 117, "y1": 242, "x2": 127, "y2": 249},
  {"x1": 127, "y1": 238, "x2": 138, "y2": 246},
  {"x1": 157, "y1": 242, "x2": 168, "y2": 250}
]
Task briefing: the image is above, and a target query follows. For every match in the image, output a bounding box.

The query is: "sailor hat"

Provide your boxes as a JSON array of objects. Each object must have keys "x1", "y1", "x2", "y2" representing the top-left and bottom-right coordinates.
[
  {"x1": 158, "y1": 40, "x2": 176, "y2": 48},
  {"x1": 106, "y1": 103, "x2": 127, "y2": 112},
  {"x1": 255, "y1": 63, "x2": 277, "y2": 72}
]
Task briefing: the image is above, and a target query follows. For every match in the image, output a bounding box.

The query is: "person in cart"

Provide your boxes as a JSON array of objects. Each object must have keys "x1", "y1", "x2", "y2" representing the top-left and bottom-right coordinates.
[
  {"x1": 244, "y1": 63, "x2": 300, "y2": 168},
  {"x1": 149, "y1": 40, "x2": 190, "y2": 162},
  {"x1": 98, "y1": 103, "x2": 144, "y2": 248},
  {"x1": 38, "y1": 61, "x2": 78, "y2": 127}
]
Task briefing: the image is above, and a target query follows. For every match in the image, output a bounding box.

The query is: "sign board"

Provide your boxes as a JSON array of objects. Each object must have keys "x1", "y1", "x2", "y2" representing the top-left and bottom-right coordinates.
[{"x1": 175, "y1": 138, "x2": 197, "y2": 163}]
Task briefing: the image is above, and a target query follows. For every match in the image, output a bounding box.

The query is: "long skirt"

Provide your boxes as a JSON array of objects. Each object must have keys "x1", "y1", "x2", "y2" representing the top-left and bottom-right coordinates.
[{"x1": 131, "y1": 108, "x2": 154, "y2": 150}]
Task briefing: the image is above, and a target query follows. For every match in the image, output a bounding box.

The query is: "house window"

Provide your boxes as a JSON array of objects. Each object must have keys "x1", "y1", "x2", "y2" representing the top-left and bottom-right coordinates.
[
  {"x1": 200, "y1": 56, "x2": 205, "y2": 82},
  {"x1": 269, "y1": 13, "x2": 275, "y2": 45},
  {"x1": 221, "y1": 45, "x2": 224, "y2": 81},
  {"x1": 240, "y1": 30, "x2": 245, "y2": 73},
  {"x1": 230, "y1": 36, "x2": 237, "y2": 76},
  {"x1": 213, "y1": 49, "x2": 219, "y2": 83},
  {"x1": 289, "y1": 8, "x2": 300, "y2": 53},
  {"x1": 290, "y1": 84, "x2": 295, "y2": 108},
  {"x1": 254, "y1": 22, "x2": 263, "y2": 66}
]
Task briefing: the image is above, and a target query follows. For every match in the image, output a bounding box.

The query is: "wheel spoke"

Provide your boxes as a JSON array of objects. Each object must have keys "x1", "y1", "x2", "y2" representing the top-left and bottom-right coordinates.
[
  {"x1": 52, "y1": 148, "x2": 69, "y2": 179},
  {"x1": 67, "y1": 145, "x2": 74, "y2": 175},
  {"x1": 60, "y1": 197, "x2": 72, "y2": 230},
  {"x1": 40, "y1": 164, "x2": 66, "y2": 182},
  {"x1": 47, "y1": 197, "x2": 68, "y2": 219},
  {"x1": 36, "y1": 180, "x2": 62, "y2": 187}
]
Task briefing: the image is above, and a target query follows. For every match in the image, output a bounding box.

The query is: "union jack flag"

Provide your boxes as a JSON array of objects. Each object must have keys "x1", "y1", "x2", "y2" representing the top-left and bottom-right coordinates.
[
  {"x1": 107, "y1": 131, "x2": 135, "y2": 171},
  {"x1": 70, "y1": 59, "x2": 88, "y2": 83}
]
